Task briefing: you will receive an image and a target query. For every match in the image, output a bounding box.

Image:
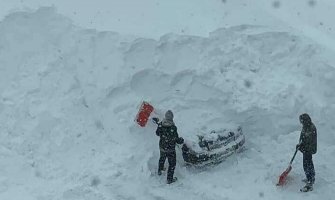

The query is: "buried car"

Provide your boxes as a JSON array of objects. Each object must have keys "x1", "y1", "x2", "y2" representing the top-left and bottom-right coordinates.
[{"x1": 181, "y1": 126, "x2": 245, "y2": 166}]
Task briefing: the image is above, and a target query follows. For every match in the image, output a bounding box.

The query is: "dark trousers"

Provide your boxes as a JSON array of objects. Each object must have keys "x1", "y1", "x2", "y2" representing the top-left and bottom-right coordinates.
[
  {"x1": 303, "y1": 153, "x2": 315, "y2": 184},
  {"x1": 158, "y1": 150, "x2": 176, "y2": 181}
]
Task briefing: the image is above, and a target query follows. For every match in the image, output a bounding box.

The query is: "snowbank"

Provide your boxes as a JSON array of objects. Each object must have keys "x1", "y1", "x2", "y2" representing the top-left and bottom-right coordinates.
[{"x1": 0, "y1": 8, "x2": 334, "y2": 200}]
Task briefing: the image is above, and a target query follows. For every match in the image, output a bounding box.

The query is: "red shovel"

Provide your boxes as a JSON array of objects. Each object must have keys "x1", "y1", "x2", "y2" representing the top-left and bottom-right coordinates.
[
  {"x1": 277, "y1": 149, "x2": 298, "y2": 186},
  {"x1": 135, "y1": 101, "x2": 154, "y2": 127}
]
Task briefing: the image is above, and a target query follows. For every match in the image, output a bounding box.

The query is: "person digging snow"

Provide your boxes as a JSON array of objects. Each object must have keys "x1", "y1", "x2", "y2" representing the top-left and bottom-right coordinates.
[
  {"x1": 296, "y1": 113, "x2": 317, "y2": 192},
  {"x1": 156, "y1": 110, "x2": 184, "y2": 184}
]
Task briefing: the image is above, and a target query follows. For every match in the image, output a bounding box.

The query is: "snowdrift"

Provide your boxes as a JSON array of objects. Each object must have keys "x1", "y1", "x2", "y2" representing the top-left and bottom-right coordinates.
[{"x1": 0, "y1": 7, "x2": 335, "y2": 200}]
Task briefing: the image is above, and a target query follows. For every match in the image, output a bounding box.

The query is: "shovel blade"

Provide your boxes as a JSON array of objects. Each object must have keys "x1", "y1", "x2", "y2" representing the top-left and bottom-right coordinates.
[{"x1": 277, "y1": 165, "x2": 292, "y2": 186}]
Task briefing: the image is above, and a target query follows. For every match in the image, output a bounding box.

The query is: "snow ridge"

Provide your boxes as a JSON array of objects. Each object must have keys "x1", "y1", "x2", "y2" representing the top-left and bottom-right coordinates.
[{"x1": 0, "y1": 8, "x2": 334, "y2": 200}]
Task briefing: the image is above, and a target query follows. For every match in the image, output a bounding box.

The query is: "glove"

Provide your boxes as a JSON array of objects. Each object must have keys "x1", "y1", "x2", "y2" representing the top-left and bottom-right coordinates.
[
  {"x1": 177, "y1": 137, "x2": 184, "y2": 144},
  {"x1": 152, "y1": 117, "x2": 159, "y2": 124},
  {"x1": 296, "y1": 144, "x2": 300, "y2": 150}
]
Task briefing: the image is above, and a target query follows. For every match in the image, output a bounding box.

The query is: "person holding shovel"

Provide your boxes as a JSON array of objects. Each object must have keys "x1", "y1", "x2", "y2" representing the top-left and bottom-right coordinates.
[
  {"x1": 296, "y1": 113, "x2": 317, "y2": 192},
  {"x1": 155, "y1": 110, "x2": 184, "y2": 184}
]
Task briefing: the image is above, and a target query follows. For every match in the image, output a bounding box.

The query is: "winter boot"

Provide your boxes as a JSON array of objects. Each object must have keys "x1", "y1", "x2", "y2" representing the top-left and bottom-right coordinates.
[
  {"x1": 300, "y1": 182, "x2": 313, "y2": 192},
  {"x1": 158, "y1": 167, "x2": 166, "y2": 176},
  {"x1": 167, "y1": 177, "x2": 178, "y2": 184}
]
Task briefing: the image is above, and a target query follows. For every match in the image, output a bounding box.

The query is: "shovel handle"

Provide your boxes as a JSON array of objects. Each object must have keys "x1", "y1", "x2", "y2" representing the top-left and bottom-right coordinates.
[{"x1": 289, "y1": 149, "x2": 298, "y2": 165}]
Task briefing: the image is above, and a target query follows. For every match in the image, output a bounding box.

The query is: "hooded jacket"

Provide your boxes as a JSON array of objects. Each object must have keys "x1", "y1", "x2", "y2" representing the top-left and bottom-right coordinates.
[
  {"x1": 156, "y1": 111, "x2": 184, "y2": 152},
  {"x1": 299, "y1": 114, "x2": 317, "y2": 154}
]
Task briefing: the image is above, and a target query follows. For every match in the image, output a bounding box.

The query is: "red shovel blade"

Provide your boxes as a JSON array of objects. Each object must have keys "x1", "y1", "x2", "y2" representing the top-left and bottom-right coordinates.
[
  {"x1": 277, "y1": 165, "x2": 292, "y2": 186},
  {"x1": 136, "y1": 101, "x2": 154, "y2": 127}
]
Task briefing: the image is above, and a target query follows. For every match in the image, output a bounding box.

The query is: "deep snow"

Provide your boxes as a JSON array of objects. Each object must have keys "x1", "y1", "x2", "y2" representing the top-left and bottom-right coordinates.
[
  {"x1": 1, "y1": 0, "x2": 335, "y2": 41},
  {"x1": 0, "y1": 4, "x2": 335, "y2": 200}
]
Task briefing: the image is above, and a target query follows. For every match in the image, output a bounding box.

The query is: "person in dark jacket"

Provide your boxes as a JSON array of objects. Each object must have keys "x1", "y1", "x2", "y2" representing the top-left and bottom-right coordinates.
[
  {"x1": 296, "y1": 113, "x2": 317, "y2": 192},
  {"x1": 156, "y1": 110, "x2": 184, "y2": 184}
]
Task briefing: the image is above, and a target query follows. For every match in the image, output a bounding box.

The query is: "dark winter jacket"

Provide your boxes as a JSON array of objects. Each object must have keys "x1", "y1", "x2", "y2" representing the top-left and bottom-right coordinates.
[
  {"x1": 156, "y1": 120, "x2": 184, "y2": 152},
  {"x1": 299, "y1": 123, "x2": 317, "y2": 154}
]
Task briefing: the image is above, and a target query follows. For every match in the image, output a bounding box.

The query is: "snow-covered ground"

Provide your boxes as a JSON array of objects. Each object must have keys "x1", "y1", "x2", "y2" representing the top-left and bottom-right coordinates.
[
  {"x1": 0, "y1": 1, "x2": 335, "y2": 200},
  {"x1": 1, "y1": 0, "x2": 335, "y2": 40}
]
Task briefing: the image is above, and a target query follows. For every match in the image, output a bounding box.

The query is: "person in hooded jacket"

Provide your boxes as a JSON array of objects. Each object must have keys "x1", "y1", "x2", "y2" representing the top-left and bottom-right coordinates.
[
  {"x1": 156, "y1": 110, "x2": 184, "y2": 184},
  {"x1": 296, "y1": 113, "x2": 317, "y2": 192}
]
